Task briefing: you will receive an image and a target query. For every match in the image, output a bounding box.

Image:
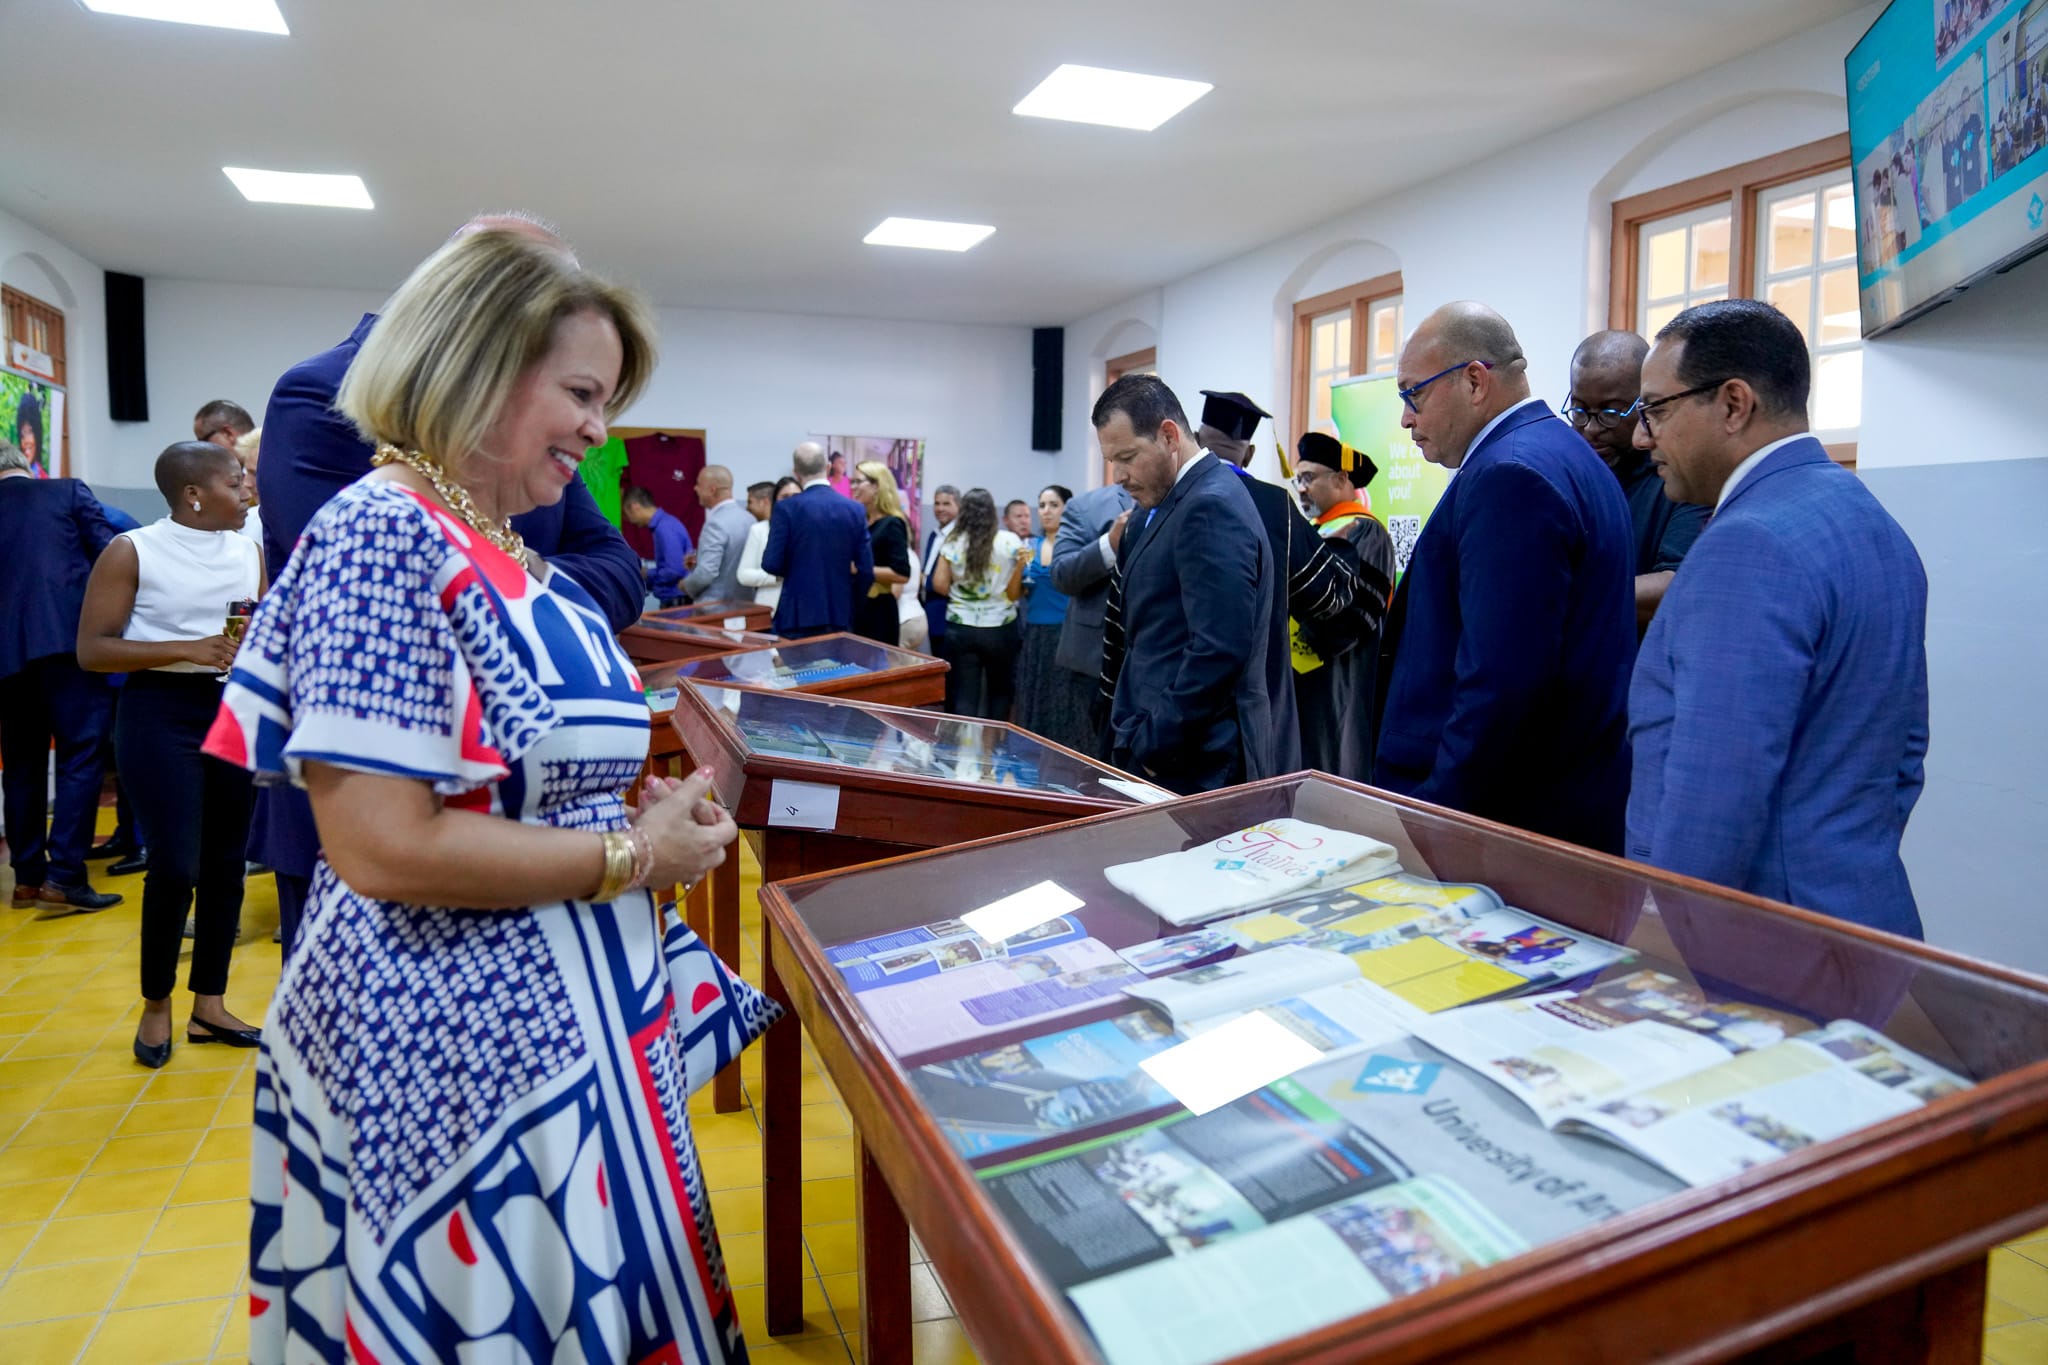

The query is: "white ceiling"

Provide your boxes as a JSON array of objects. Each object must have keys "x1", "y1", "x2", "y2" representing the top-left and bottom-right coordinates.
[{"x1": 1, "y1": 0, "x2": 1867, "y2": 326}]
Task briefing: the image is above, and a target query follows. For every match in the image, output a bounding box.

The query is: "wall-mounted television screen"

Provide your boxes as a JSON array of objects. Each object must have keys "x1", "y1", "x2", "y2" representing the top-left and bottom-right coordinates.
[{"x1": 1848, "y1": 0, "x2": 2048, "y2": 336}]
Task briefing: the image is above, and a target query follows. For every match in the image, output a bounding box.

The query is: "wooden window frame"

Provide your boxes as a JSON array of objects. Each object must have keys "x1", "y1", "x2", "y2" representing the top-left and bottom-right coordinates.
[
  {"x1": 3, "y1": 284, "x2": 70, "y2": 476},
  {"x1": 1609, "y1": 133, "x2": 1856, "y2": 465},
  {"x1": 1289, "y1": 271, "x2": 1403, "y2": 445},
  {"x1": 1104, "y1": 347, "x2": 1156, "y2": 385}
]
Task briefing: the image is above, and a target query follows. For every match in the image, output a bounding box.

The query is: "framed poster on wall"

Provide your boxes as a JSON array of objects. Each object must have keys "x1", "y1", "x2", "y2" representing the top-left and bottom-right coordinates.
[
  {"x1": 1, "y1": 369, "x2": 64, "y2": 477},
  {"x1": 814, "y1": 434, "x2": 926, "y2": 538}
]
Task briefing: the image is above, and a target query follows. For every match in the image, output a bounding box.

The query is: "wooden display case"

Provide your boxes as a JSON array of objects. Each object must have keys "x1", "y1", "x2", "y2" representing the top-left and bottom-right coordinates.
[
  {"x1": 619, "y1": 615, "x2": 780, "y2": 666},
  {"x1": 759, "y1": 773, "x2": 2048, "y2": 1364},
  {"x1": 668, "y1": 680, "x2": 1165, "y2": 1339}
]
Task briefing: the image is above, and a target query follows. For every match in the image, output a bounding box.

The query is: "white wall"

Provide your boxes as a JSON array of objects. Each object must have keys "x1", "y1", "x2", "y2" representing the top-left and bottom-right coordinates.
[
  {"x1": 1066, "y1": 8, "x2": 1877, "y2": 484},
  {"x1": 0, "y1": 205, "x2": 112, "y2": 485},
  {"x1": 1055, "y1": 2, "x2": 2048, "y2": 974},
  {"x1": 83, "y1": 281, "x2": 1045, "y2": 519}
]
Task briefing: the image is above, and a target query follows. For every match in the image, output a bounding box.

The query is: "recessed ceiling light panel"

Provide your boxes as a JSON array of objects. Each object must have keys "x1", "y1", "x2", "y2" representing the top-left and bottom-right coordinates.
[
  {"x1": 79, "y1": 0, "x2": 289, "y2": 35},
  {"x1": 222, "y1": 168, "x2": 373, "y2": 209},
  {"x1": 1012, "y1": 64, "x2": 1212, "y2": 132},
  {"x1": 863, "y1": 217, "x2": 995, "y2": 252}
]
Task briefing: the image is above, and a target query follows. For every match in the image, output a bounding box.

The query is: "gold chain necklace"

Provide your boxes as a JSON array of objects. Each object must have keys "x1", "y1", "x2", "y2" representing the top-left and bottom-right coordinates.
[{"x1": 372, "y1": 445, "x2": 526, "y2": 560}]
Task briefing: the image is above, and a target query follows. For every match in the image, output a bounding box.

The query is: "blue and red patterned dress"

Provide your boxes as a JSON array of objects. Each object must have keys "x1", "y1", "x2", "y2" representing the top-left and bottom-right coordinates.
[{"x1": 204, "y1": 480, "x2": 779, "y2": 1364}]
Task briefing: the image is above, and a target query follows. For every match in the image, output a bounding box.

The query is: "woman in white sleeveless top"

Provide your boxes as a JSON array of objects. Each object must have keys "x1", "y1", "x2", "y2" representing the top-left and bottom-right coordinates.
[{"x1": 78, "y1": 441, "x2": 265, "y2": 1068}]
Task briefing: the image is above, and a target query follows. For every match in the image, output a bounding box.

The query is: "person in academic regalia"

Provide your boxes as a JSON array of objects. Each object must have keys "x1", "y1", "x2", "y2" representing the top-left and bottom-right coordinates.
[
  {"x1": 1292, "y1": 433, "x2": 1394, "y2": 780},
  {"x1": 1194, "y1": 390, "x2": 1366, "y2": 776}
]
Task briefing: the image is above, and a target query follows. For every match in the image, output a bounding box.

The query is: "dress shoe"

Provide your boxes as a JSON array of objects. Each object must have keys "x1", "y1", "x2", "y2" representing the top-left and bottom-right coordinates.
[
  {"x1": 185, "y1": 1017, "x2": 262, "y2": 1047},
  {"x1": 10, "y1": 884, "x2": 42, "y2": 909},
  {"x1": 108, "y1": 851, "x2": 148, "y2": 878},
  {"x1": 133, "y1": 1030, "x2": 171, "y2": 1069},
  {"x1": 38, "y1": 882, "x2": 123, "y2": 913},
  {"x1": 86, "y1": 840, "x2": 139, "y2": 862}
]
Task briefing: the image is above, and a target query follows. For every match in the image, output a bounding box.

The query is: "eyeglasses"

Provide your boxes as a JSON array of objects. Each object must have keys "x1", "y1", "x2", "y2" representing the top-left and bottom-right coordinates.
[
  {"x1": 1634, "y1": 380, "x2": 1731, "y2": 435},
  {"x1": 1561, "y1": 400, "x2": 1641, "y2": 431},
  {"x1": 1397, "y1": 360, "x2": 1491, "y2": 414}
]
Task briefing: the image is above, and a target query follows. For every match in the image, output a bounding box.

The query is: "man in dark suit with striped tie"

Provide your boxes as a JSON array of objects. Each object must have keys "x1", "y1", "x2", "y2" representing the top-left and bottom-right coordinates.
[{"x1": 1092, "y1": 376, "x2": 1276, "y2": 793}]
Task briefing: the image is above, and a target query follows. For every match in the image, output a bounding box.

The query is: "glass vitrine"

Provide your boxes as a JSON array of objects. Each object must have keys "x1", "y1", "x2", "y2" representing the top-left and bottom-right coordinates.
[
  {"x1": 652, "y1": 632, "x2": 946, "y2": 710},
  {"x1": 759, "y1": 773, "x2": 2048, "y2": 1364},
  {"x1": 618, "y1": 614, "x2": 780, "y2": 665}
]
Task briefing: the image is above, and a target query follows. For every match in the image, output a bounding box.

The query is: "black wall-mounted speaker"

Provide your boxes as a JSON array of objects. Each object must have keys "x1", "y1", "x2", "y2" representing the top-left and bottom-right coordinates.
[
  {"x1": 105, "y1": 272, "x2": 148, "y2": 423},
  {"x1": 1031, "y1": 326, "x2": 1063, "y2": 452}
]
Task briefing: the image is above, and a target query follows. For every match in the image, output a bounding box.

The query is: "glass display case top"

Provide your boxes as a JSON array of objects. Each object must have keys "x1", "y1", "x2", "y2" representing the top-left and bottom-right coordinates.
[
  {"x1": 769, "y1": 775, "x2": 2048, "y2": 1364},
  {"x1": 669, "y1": 635, "x2": 931, "y2": 690},
  {"x1": 691, "y1": 682, "x2": 1159, "y2": 804}
]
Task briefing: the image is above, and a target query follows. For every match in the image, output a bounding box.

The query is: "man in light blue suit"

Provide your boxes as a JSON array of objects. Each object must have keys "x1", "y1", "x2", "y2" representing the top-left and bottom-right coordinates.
[
  {"x1": 1628, "y1": 300, "x2": 1928, "y2": 938},
  {"x1": 762, "y1": 441, "x2": 872, "y2": 638}
]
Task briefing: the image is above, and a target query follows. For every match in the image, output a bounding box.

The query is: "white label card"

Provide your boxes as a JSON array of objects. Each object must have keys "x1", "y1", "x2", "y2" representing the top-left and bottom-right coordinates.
[
  {"x1": 1139, "y1": 1010, "x2": 1323, "y2": 1116},
  {"x1": 766, "y1": 779, "x2": 840, "y2": 831},
  {"x1": 1099, "y1": 777, "x2": 1174, "y2": 805},
  {"x1": 723, "y1": 617, "x2": 749, "y2": 630},
  {"x1": 960, "y1": 880, "x2": 1086, "y2": 944}
]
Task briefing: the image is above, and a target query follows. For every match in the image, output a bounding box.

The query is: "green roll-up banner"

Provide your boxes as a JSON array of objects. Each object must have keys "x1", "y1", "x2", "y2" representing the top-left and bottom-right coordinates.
[{"x1": 1330, "y1": 373, "x2": 1450, "y2": 577}]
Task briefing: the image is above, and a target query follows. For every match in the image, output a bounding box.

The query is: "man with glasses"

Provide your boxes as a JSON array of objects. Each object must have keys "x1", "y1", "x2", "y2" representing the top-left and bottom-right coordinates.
[
  {"x1": 1374, "y1": 302, "x2": 1636, "y2": 853},
  {"x1": 1565, "y1": 331, "x2": 1707, "y2": 631},
  {"x1": 192, "y1": 399, "x2": 254, "y2": 451},
  {"x1": 1627, "y1": 299, "x2": 1927, "y2": 938}
]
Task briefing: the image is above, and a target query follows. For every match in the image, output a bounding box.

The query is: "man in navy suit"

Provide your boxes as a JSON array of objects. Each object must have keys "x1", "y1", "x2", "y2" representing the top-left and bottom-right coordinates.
[
  {"x1": 1628, "y1": 300, "x2": 1928, "y2": 937},
  {"x1": 1093, "y1": 375, "x2": 1275, "y2": 794},
  {"x1": 762, "y1": 441, "x2": 873, "y2": 638},
  {"x1": 0, "y1": 442, "x2": 124, "y2": 911},
  {"x1": 251, "y1": 213, "x2": 645, "y2": 954},
  {"x1": 1375, "y1": 303, "x2": 1636, "y2": 852}
]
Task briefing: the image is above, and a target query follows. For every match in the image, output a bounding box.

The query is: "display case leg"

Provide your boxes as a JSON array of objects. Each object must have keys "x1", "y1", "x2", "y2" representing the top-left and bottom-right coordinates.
[
  {"x1": 711, "y1": 859, "x2": 743, "y2": 1113},
  {"x1": 761, "y1": 915, "x2": 806, "y2": 1337},
  {"x1": 856, "y1": 1136, "x2": 912, "y2": 1365}
]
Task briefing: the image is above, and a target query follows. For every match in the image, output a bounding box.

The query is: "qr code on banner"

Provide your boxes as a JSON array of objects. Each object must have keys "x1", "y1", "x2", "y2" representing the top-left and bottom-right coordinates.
[{"x1": 1387, "y1": 516, "x2": 1422, "y2": 575}]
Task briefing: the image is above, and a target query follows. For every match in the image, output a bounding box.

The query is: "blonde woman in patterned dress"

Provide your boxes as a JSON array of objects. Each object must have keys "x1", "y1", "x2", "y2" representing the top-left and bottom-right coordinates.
[{"x1": 205, "y1": 229, "x2": 779, "y2": 1364}]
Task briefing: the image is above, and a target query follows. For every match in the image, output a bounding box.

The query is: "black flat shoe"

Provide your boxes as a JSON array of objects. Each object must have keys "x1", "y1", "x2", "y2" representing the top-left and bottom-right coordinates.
[
  {"x1": 186, "y1": 1018, "x2": 262, "y2": 1047},
  {"x1": 109, "y1": 852, "x2": 148, "y2": 878},
  {"x1": 133, "y1": 1031, "x2": 171, "y2": 1069}
]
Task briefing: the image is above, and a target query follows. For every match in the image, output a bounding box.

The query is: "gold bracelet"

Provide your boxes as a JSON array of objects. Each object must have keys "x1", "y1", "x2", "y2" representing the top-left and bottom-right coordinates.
[{"x1": 594, "y1": 831, "x2": 634, "y2": 903}]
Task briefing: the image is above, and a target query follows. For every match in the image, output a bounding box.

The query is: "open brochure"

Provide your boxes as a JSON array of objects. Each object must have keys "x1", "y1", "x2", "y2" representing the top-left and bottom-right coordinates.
[
  {"x1": 910, "y1": 1012, "x2": 1182, "y2": 1159},
  {"x1": 827, "y1": 912, "x2": 1086, "y2": 989},
  {"x1": 1103, "y1": 820, "x2": 1400, "y2": 926},
  {"x1": 1067, "y1": 1176, "x2": 1523, "y2": 1365},
  {"x1": 1415, "y1": 973, "x2": 1970, "y2": 1186},
  {"x1": 851, "y1": 939, "x2": 1144, "y2": 1055}
]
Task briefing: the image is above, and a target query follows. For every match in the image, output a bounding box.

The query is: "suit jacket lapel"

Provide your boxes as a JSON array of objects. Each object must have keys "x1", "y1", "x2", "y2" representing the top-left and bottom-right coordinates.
[{"x1": 1124, "y1": 455, "x2": 1209, "y2": 579}]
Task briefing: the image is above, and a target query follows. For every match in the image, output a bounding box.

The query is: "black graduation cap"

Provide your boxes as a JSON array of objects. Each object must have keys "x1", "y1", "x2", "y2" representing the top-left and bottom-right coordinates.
[
  {"x1": 1296, "y1": 431, "x2": 1379, "y2": 488},
  {"x1": 1198, "y1": 390, "x2": 1270, "y2": 442}
]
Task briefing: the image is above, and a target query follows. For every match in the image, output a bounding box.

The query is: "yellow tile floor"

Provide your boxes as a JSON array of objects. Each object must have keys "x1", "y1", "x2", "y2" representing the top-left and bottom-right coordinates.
[{"x1": 1, "y1": 818, "x2": 2044, "y2": 1363}]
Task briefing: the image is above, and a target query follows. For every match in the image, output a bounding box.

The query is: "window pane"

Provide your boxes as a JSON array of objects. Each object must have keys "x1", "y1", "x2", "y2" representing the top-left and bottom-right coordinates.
[
  {"x1": 1767, "y1": 277, "x2": 1814, "y2": 342},
  {"x1": 1813, "y1": 348, "x2": 1863, "y2": 433},
  {"x1": 1369, "y1": 300, "x2": 1400, "y2": 366},
  {"x1": 1691, "y1": 216, "x2": 1731, "y2": 290},
  {"x1": 1819, "y1": 267, "x2": 1859, "y2": 345},
  {"x1": 1335, "y1": 316, "x2": 1353, "y2": 371},
  {"x1": 1645, "y1": 300, "x2": 1682, "y2": 335},
  {"x1": 1312, "y1": 374, "x2": 1333, "y2": 429},
  {"x1": 1770, "y1": 192, "x2": 1818, "y2": 273},
  {"x1": 1822, "y1": 183, "x2": 1858, "y2": 262},
  {"x1": 1313, "y1": 317, "x2": 1337, "y2": 370},
  {"x1": 1646, "y1": 226, "x2": 1687, "y2": 300}
]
